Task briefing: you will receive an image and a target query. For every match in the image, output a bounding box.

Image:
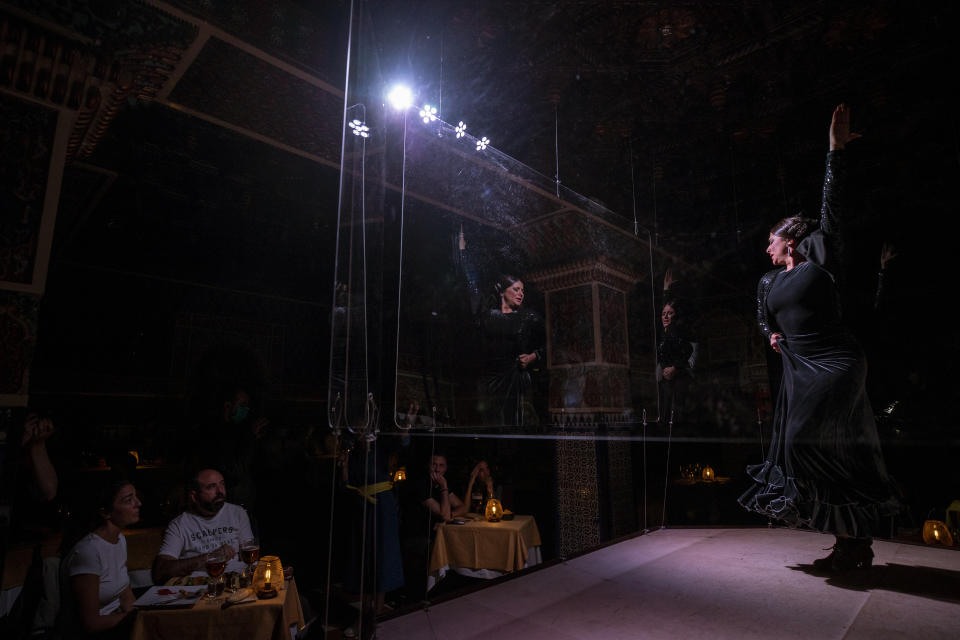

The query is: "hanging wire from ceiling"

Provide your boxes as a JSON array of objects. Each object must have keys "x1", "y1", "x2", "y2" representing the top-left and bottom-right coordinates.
[
  {"x1": 554, "y1": 104, "x2": 561, "y2": 198},
  {"x1": 651, "y1": 151, "x2": 659, "y2": 246},
  {"x1": 325, "y1": 0, "x2": 356, "y2": 629},
  {"x1": 729, "y1": 145, "x2": 741, "y2": 245},
  {"x1": 629, "y1": 138, "x2": 639, "y2": 237}
]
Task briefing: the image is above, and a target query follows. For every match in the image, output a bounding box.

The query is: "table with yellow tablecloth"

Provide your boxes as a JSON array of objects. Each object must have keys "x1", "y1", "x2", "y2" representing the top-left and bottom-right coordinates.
[
  {"x1": 428, "y1": 515, "x2": 542, "y2": 589},
  {"x1": 130, "y1": 578, "x2": 304, "y2": 640}
]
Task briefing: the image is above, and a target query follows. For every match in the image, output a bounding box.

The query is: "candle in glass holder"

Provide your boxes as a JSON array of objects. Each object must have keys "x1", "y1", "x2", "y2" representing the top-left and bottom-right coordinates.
[{"x1": 253, "y1": 556, "x2": 282, "y2": 599}]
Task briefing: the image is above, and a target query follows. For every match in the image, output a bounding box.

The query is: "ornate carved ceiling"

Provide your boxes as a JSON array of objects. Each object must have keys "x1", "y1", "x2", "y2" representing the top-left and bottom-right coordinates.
[{"x1": 3, "y1": 0, "x2": 955, "y2": 275}]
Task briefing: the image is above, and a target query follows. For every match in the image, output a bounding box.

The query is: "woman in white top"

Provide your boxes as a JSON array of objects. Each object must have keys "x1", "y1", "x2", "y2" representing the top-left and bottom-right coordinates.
[{"x1": 60, "y1": 477, "x2": 141, "y2": 637}]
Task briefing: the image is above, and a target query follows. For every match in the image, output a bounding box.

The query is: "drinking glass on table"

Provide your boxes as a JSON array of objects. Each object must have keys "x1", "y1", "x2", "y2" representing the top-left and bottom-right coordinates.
[
  {"x1": 205, "y1": 549, "x2": 228, "y2": 598},
  {"x1": 239, "y1": 538, "x2": 260, "y2": 586}
]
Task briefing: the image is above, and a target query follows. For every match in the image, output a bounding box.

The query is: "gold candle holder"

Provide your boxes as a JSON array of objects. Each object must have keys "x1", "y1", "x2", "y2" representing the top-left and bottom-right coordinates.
[
  {"x1": 485, "y1": 498, "x2": 503, "y2": 522},
  {"x1": 252, "y1": 555, "x2": 283, "y2": 599}
]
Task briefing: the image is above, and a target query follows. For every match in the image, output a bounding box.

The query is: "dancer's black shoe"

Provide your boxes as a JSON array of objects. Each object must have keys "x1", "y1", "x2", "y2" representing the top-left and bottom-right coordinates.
[{"x1": 812, "y1": 537, "x2": 873, "y2": 572}]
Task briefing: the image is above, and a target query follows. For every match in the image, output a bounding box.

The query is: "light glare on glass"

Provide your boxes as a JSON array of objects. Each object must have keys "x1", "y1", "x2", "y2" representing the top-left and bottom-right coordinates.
[{"x1": 387, "y1": 84, "x2": 413, "y2": 110}]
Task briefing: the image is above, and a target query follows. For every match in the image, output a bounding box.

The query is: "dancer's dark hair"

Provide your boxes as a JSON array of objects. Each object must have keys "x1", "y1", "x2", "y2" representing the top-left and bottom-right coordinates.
[{"x1": 770, "y1": 216, "x2": 818, "y2": 243}]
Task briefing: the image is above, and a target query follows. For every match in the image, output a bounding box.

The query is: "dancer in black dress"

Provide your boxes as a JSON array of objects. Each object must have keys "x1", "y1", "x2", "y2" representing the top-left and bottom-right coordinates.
[
  {"x1": 458, "y1": 228, "x2": 544, "y2": 426},
  {"x1": 475, "y1": 274, "x2": 544, "y2": 426},
  {"x1": 739, "y1": 104, "x2": 900, "y2": 571},
  {"x1": 656, "y1": 300, "x2": 696, "y2": 423}
]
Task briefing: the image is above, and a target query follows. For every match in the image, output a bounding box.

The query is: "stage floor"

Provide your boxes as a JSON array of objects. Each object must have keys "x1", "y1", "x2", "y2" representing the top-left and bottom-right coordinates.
[{"x1": 378, "y1": 527, "x2": 960, "y2": 639}]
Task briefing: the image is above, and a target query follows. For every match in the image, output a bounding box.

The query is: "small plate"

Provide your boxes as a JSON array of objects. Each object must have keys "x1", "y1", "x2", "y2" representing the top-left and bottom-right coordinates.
[{"x1": 227, "y1": 588, "x2": 253, "y2": 603}]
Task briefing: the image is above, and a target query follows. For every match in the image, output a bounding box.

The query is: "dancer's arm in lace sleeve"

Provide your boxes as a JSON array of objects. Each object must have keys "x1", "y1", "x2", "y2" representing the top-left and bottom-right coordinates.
[
  {"x1": 757, "y1": 269, "x2": 783, "y2": 353},
  {"x1": 817, "y1": 104, "x2": 861, "y2": 266}
]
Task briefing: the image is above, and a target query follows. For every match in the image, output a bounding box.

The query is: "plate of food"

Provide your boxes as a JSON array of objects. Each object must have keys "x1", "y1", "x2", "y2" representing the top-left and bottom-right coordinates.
[
  {"x1": 168, "y1": 575, "x2": 209, "y2": 587},
  {"x1": 133, "y1": 586, "x2": 205, "y2": 608}
]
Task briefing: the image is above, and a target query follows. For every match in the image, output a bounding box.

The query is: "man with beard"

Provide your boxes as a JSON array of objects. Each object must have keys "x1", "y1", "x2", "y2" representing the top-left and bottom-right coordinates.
[{"x1": 151, "y1": 468, "x2": 254, "y2": 584}]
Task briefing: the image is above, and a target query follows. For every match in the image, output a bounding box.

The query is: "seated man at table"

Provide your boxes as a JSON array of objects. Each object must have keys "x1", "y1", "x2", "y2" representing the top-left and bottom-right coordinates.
[
  {"x1": 151, "y1": 468, "x2": 253, "y2": 584},
  {"x1": 420, "y1": 454, "x2": 467, "y2": 524}
]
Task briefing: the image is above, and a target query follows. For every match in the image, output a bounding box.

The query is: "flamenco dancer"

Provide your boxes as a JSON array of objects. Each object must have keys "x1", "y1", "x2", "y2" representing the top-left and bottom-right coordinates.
[
  {"x1": 458, "y1": 226, "x2": 545, "y2": 427},
  {"x1": 739, "y1": 104, "x2": 901, "y2": 571}
]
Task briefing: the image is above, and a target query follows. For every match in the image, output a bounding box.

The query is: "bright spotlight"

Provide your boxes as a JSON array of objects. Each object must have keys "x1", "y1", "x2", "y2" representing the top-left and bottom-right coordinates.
[
  {"x1": 349, "y1": 119, "x2": 370, "y2": 138},
  {"x1": 387, "y1": 85, "x2": 414, "y2": 110},
  {"x1": 455, "y1": 121, "x2": 467, "y2": 138},
  {"x1": 476, "y1": 136, "x2": 490, "y2": 151},
  {"x1": 419, "y1": 104, "x2": 438, "y2": 123}
]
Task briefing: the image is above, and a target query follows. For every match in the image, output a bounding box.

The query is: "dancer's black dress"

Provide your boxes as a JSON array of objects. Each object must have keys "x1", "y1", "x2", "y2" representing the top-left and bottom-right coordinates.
[
  {"x1": 459, "y1": 246, "x2": 544, "y2": 427},
  {"x1": 656, "y1": 328, "x2": 695, "y2": 422},
  {"x1": 739, "y1": 151, "x2": 899, "y2": 538},
  {"x1": 477, "y1": 307, "x2": 544, "y2": 426}
]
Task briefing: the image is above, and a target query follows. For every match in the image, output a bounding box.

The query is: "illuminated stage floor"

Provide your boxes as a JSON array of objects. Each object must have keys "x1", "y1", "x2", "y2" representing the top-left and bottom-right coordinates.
[{"x1": 377, "y1": 527, "x2": 960, "y2": 639}]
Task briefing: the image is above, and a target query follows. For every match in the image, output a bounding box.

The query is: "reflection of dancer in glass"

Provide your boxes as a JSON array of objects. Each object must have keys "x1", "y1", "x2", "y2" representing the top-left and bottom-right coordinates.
[
  {"x1": 739, "y1": 104, "x2": 900, "y2": 571},
  {"x1": 656, "y1": 299, "x2": 696, "y2": 423},
  {"x1": 459, "y1": 227, "x2": 544, "y2": 426}
]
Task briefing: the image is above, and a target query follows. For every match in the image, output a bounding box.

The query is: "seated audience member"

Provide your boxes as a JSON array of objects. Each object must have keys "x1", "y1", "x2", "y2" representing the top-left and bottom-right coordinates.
[
  {"x1": 462, "y1": 460, "x2": 501, "y2": 514},
  {"x1": 151, "y1": 468, "x2": 253, "y2": 584},
  {"x1": 420, "y1": 454, "x2": 466, "y2": 524},
  {"x1": 59, "y1": 476, "x2": 140, "y2": 638}
]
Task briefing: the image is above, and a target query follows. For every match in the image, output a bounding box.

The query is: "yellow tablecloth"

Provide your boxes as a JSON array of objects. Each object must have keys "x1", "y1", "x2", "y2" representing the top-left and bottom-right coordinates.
[
  {"x1": 130, "y1": 579, "x2": 304, "y2": 640},
  {"x1": 429, "y1": 515, "x2": 541, "y2": 575}
]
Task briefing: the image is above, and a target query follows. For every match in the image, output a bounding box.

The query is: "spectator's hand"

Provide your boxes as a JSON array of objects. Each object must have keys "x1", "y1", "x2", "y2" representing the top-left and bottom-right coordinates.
[
  {"x1": 405, "y1": 402, "x2": 420, "y2": 428},
  {"x1": 252, "y1": 417, "x2": 269, "y2": 438},
  {"x1": 470, "y1": 463, "x2": 482, "y2": 481},
  {"x1": 517, "y1": 353, "x2": 537, "y2": 369},
  {"x1": 829, "y1": 103, "x2": 861, "y2": 151},
  {"x1": 22, "y1": 413, "x2": 54, "y2": 447},
  {"x1": 216, "y1": 543, "x2": 237, "y2": 561},
  {"x1": 662, "y1": 366, "x2": 676, "y2": 381},
  {"x1": 663, "y1": 265, "x2": 675, "y2": 291},
  {"x1": 880, "y1": 242, "x2": 897, "y2": 270},
  {"x1": 431, "y1": 472, "x2": 448, "y2": 491},
  {"x1": 770, "y1": 333, "x2": 784, "y2": 354}
]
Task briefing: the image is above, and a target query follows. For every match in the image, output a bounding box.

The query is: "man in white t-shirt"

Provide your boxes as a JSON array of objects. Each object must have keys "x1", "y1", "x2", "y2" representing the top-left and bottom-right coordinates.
[{"x1": 151, "y1": 468, "x2": 254, "y2": 584}]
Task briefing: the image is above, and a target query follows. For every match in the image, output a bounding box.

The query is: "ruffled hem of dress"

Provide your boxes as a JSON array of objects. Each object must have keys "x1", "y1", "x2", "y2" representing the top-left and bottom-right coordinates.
[{"x1": 739, "y1": 461, "x2": 901, "y2": 538}]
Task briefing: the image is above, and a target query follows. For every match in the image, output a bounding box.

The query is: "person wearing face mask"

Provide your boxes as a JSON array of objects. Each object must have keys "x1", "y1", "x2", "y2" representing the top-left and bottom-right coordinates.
[
  {"x1": 194, "y1": 387, "x2": 269, "y2": 518},
  {"x1": 222, "y1": 388, "x2": 270, "y2": 437}
]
